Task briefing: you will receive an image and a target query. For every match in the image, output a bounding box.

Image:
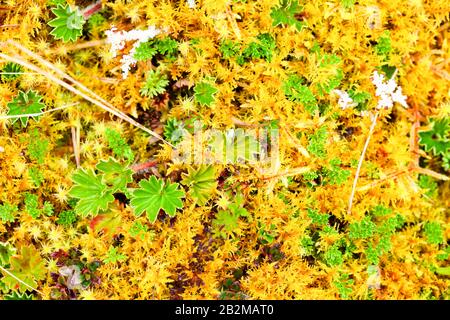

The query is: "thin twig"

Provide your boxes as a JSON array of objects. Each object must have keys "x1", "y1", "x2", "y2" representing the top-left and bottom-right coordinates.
[
  {"x1": 0, "y1": 72, "x2": 40, "y2": 75},
  {"x1": 0, "y1": 265, "x2": 43, "y2": 295},
  {"x1": 261, "y1": 166, "x2": 311, "y2": 180},
  {"x1": 47, "y1": 40, "x2": 107, "y2": 54},
  {"x1": 0, "y1": 24, "x2": 19, "y2": 28},
  {"x1": 71, "y1": 125, "x2": 81, "y2": 168},
  {"x1": 347, "y1": 111, "x2": 379, "y2": 215},
  {"x1": 0, "y1": 49, "x2": 172, "y2": 147},
  {"x1": 414, "y1": 167, "x2": 449, "y2": 181}
]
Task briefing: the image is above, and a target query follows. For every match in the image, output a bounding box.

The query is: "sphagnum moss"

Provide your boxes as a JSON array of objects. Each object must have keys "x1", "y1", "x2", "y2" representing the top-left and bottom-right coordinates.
[{"x1": 0, "y1": 0, "x2": 449, "y2": 300}]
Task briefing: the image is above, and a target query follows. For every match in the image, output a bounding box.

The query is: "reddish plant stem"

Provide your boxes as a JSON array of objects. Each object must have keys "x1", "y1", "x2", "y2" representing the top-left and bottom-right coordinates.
[
  {"x1": 82, "y1": 0, "x2": 102, "y2": 20},
  {"x1": 131, "y1": 160, "x2": 158, "y2": 172}
]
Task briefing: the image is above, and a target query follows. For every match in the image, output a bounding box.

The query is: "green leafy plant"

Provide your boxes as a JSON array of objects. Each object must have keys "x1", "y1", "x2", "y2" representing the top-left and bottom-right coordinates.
[
  {"x1": 213, "y1": 203, "x2": 249, "y2": 238},
  {"x1": 194, "y1": 81, "x2": 218, "y2": 106},
  {"x1": 348, "y1": 90, "x2": 371, "y2": 110},
  {"x1": 69, "y1": 169, "x2": 115, "y2": 218},
  {"x1": 7, "y1": 90, "x2": 45, "y2": 127},
  {"x1": 270, "y1": 0, "x2": 305, "y2": 31},
  {"x1": 128, "y1": 220, "x2": 149, "y2": 240},
  {"x1": 130, "y1": 176, "x2": 185, "y2": 223},
  {"x1": 257, "y1": 222, "x2": 278, "y2": 245},
  {"x1": 103, "y1": 246, "x2": 127, "y2": 264},
  {"x1": 164, "y1": 118, "x2": 186, "y2": 144},
  {"x1": 28, "y1": 129, "x2": 49, "y2": 164},
  {"x1": 341, "y1": 0, "x2": 356, "y2": 9},
  {"x1": 24, "y1": 193, "x2": 42, "y2": 219},
  {"x1": 325, "y1": 158, "x2": 351, "y2": 185},
  {"x1": 154, "y1": 37, "x2": 179, "y2": 58},
  {"x1": 96, "y1": 158, "x2": 133, "y2": 193},
  {"x1": 240, "y1": 33, "x2": 277, "y2": 63},
  {"x1": 418, "y1": 175, "x2": 438, "y2": 198},
  {"x1": 87, "y1": 13, "x2": 106, "y2": 31},
  {"x1": 324, "y1": 243, "x2": 344, "y2": 266},
  {"x1": 333, "y1": 273, "x2": 354, "y2": 299},
  {"x1": 0, "y1": 242, "x2": 16, "y2": 266},
  {"x1": 219, "y1": 40, "x2": 241, "y2": 60},
  {"x1": 283, "y1": 75, "x2": 318, "y2": 114},
  {"x1": 133, "y1": 42, "x2": 159, "y2": 61},
  {"x1": 48, "y1": 4, "x2": 85, "y2": 42},
  {"x1": 181, "y1": 165, "x2": 217, "y2": 205},
  {"x1": 56, "y1": 210, "x2": 78, "y2": 226},
  {"x1": 1, "y1": 246, "x2": 46, "y2": 293},
  {"x1": 140, "y1": 69, "x2": 169, "y2": 98},
  {"x1": 371, "y1": 205, "x2": 392, "y2": 217},
  {"x1": 307, "y1": 126, "x2": 328, "y2": 158},
  {"x1": 419, "y1": 118, "x2": 450, "y2": 156},
  {"x1": 105, "y1": 128, "x2": 134, "y2": 161},
  {"x1": 134, "y1": 37, "x2": 179, "y2": 61},
  {"x1": 1, "y1": 62, "x2": 23, "y2": 81},
  {"x1": 375, "y1": 31, "x2": 392, "y2": 56},
  {"x1": 423, "y1": 221, "x2": 444, "y2": 245},
  {"x1": 0, "y1": 204, "x2": 17, "y2": 223},
  {"x1": 349, "y1": 217, "x2": 377, "y2": 239},
  {"x1": 28, "y1": 167, "x2": 45, "y2": 187},
  {"x1": 307, "y1": 208, "x2": 330, "y2": 226}
]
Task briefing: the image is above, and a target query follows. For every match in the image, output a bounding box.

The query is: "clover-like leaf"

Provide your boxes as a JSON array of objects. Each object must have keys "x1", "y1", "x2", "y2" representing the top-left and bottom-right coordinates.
[
  {"x1": 69, "y1": 168, "x2": 114, "y2": 218},
  {"x1": 7, "y1": 90, "x2": 45, "y2": 127},
  {"x1": 48, "y1": 4, "x2": 85, "y2": 42},
  {"x1": 96, "y1": 158, "x2": 133, "y2": 193},
  {"x1": 181, "y1": 165, "x2": 217, "y2": 205},
  {"x1": 130, "y1": 176, "x2": 184, "y2": 223}
]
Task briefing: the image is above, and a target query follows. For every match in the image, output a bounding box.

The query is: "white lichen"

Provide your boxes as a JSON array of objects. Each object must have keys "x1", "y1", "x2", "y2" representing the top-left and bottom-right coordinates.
[
  {"x1": 105, "y1": 25, "x2": 162, "y2": 79},
  {"x1": 371, "y1": 70, "x2": 408, "y2": 109},
  {"x1": 187, "y1": 0, "x2": 196, "y2": 9},
  {"x1": 333, "y1": 89, "x2": 356, "y2": 110}
]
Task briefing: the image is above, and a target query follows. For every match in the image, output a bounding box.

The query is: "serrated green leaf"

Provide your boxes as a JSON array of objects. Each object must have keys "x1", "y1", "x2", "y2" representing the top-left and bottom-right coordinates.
[
  {"x1": 1, "y1": 246, "x2": 46, "y2": 293},
  {"x1": 419, "y1": 118, "x2": 450, "y2": 156},
  {"x1": 1, "y1": 62, "x2": 23, "y2": 81},
  {"x1": 69, "y1": 168, "x2": 114, "y2": 218},
  {"x1": 96, "y1": 158, "x2": 133, "y2": 193},
  {"x1": 140, "y1": 69, "x2": 169, "y2": 98},
  {"x1": 270, "y1": 0, "x2": 305, "y2": 31},
  {"x1": 164, "y1": 118, "x2": 186, "y2": 144},
  {"x1": 133, "y1": 41, "x2": 158, "y2": 61},
  {"x1": 181, "y1": 165, "x2": 217, "y2": 205},
  {"x1": 194, "y1": 81, "x2": 218, "y2": 106},
  {"x1": 130, "y1": 176, "x2": 184, "y2": 223},
  {"x1": 7, "y1": 90, "x2": 45, "y2": 127},
  {"x1": 48, "y1": 4, "x2": 85, "y2": 42}
]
